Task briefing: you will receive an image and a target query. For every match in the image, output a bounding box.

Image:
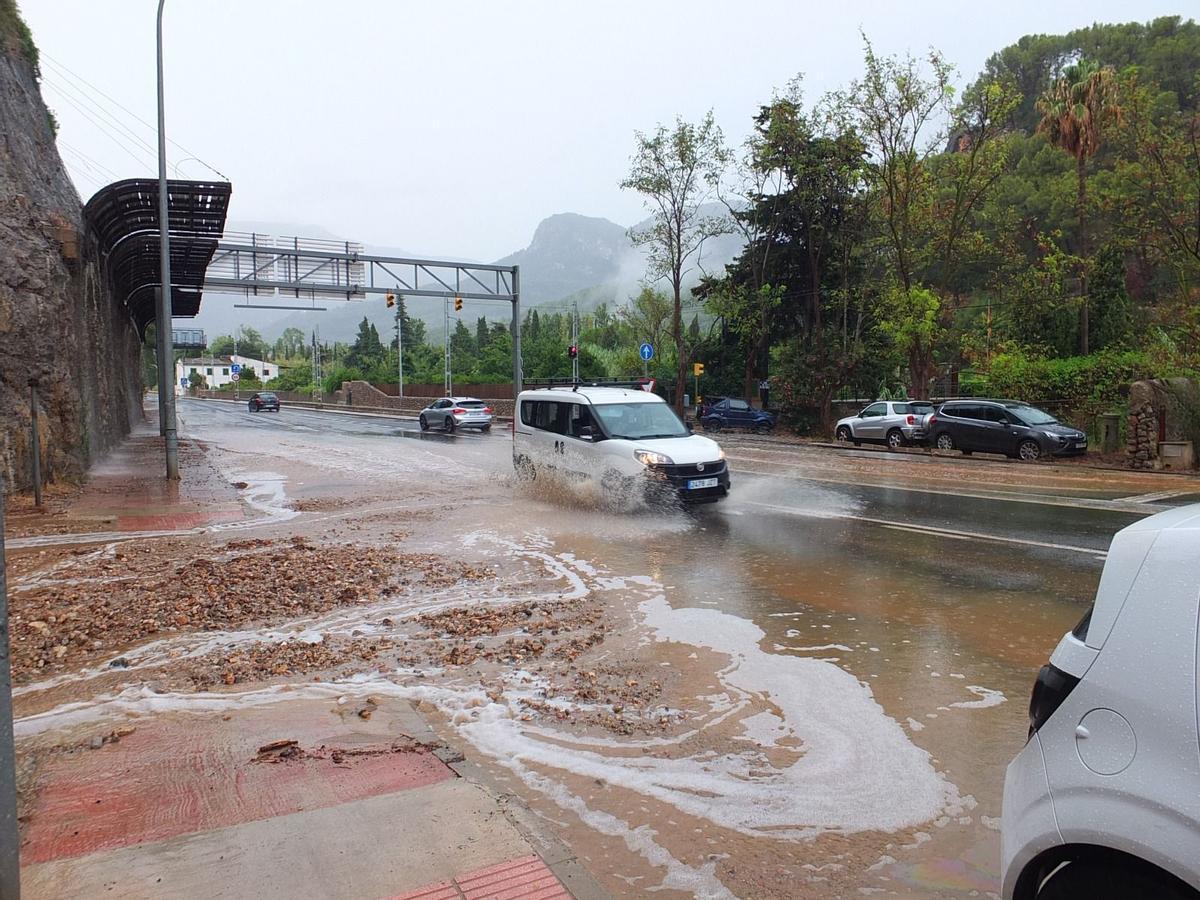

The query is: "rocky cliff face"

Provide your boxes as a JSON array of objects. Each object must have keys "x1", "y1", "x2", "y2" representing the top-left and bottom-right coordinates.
[{"x1": 0, "y1": 36, "x2": 142, "y2": 493}]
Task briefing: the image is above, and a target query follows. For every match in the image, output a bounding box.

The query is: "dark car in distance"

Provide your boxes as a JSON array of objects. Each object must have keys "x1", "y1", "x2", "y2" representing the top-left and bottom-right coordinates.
[
  {"x1": 248, "y1": 391, "x2": 280, "y2": 412},
  {"x1": 925, "y1": 399, "x2": 1086, "y2": 461},
  {"x1": 698, "y1": 397, "x2": 775, "y2": 434}
]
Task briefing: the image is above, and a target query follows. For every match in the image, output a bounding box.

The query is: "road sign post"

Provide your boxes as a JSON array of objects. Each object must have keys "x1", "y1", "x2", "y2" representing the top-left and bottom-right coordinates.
[{"x1": 639, "y1": 342, "x2": 654, "y2": 378}]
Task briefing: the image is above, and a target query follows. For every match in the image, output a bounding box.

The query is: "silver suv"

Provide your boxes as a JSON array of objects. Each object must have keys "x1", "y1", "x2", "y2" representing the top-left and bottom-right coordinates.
[{"x1": 835, "y1": 400, "x2": 935, "y2": 450}]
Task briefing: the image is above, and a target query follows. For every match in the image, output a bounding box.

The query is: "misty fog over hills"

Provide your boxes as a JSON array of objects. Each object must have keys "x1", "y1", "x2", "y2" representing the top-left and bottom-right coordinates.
[{"x1": 188, "y1": 207, "x2": 743, "y2": 345}]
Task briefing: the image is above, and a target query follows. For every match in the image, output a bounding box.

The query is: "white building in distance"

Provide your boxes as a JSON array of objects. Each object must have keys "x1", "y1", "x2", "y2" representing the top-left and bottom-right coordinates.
[{"x1": 175, "y1": 355, "x2": 278, "y2": 392}]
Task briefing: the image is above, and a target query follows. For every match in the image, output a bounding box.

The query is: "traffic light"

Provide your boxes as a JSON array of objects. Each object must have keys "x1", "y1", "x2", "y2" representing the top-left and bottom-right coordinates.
[
  {"x1": 567, "y1": 345, "x2": 579, "y2": 359},
  {"x1": 454, "y1": 296, "x2": 463, "y2": 312},
  {"x1": 693, "y1": 362, "x2": 704, "y2": 376},
  {"x1": 385, "y1": 292, "x2": 395, "y2": 308}
]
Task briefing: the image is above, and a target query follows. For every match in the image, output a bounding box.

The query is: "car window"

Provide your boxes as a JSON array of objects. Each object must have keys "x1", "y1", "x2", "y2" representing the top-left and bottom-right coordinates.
[
  {"x1": 861, "y1": 402, "x2": 887, "y2": 417},
  {"x1": 592, "y1": 402, "x2": 688, "y2": 440},
  {"x1": 529, "y1": 401, "x2": 569, "y2": 434},
  {"x1": 982, "y1": 406, "x2": 1008, "y2": 423},
  {"x1": 1007, "y1": 405, "x2": 1059, "y2": 426},
  {"x1": 457, "y1": 400, "x2": 485, "y2": 409},
  {"x1": 908, "y1": 402, "x2": 933, "y2": 413},
  {"x1": 568, "y1": 404, "x2": 597, "y2": 438},
  {"x1": 942, "y1": 404, "x2": 971, "y2": 419},
  {"x1": 729, "y1": 399, "x2": 750, "y2": 411}
]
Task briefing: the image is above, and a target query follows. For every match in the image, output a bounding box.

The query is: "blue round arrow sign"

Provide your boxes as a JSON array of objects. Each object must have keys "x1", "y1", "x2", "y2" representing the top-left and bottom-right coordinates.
[{"x1": 639, "y1": 342, "x2": 654, "y2": 361}]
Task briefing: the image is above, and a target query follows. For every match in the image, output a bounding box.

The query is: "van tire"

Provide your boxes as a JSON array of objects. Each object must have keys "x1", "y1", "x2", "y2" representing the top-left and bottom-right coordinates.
[
  {"x1": 600, "y1": 470, "x2": 629, "y2": 511},
  {"x1": 514, "y1": 456, "x2": 536, "y2": 482}
]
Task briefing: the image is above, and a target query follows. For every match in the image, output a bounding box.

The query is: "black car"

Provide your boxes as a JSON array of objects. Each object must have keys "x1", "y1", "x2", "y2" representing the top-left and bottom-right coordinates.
[
  {"x1": 925, "y1": 400, "x2": 1086, "y2": 461},
  {"x1": 248, "y1": 391, "x2": 280, "y2": 412}
]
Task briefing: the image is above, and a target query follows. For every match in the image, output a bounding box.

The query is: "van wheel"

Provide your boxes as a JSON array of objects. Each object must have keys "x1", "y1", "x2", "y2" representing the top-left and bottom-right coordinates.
[
  {"x1": 1018, "y1": 439, "x2": 1041, "y2": 461},
  {"x1": 886, "y1": 429, "x2": 904, "y2": 450},
  {"x1": 514, "y1": 456, "x2": 535, "y2": 482},
  {"x1": 934, "y1": 432, "x2": 955, "y2": 451},
  {"x1": 600, "y1": 470, "x2": 629, "y2": 511}
]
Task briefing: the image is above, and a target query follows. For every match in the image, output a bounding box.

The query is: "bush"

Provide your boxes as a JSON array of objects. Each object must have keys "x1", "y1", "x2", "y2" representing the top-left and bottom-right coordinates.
[{"x1": 982, "y1": 350, "x2": 1197, "y2": 425}]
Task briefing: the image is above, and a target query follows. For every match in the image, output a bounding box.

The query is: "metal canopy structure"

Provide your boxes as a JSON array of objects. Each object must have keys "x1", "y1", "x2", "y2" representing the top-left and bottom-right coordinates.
[
  {"x1": 204, "y1": 239, "x2": 523, "y2": 391},
  {"x1": 83, "y1": 178, "x2": 231, "y2": 333}
]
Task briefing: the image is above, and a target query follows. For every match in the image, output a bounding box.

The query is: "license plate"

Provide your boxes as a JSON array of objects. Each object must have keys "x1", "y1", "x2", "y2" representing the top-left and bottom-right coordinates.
[
  {"x1": 687, "y1": 477, "x2": 719, "y2": 490},
  {"x1": 1074, "y1": 441, "x2": 1086, "y2": 448}
]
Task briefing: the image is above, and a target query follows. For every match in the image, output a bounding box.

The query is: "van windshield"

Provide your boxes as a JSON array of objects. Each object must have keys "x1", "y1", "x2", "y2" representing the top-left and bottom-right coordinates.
[{"x1": 592, "y1": 402, "x2": 689, "y2": 440}]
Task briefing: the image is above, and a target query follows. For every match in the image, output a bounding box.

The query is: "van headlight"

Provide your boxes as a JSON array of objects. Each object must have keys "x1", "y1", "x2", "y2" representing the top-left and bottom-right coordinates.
[
  {"x1": 634, "y1": 449, "x2": 673, "y2": 467},
  {"x1": 717, "y1": 448, "x2": 726, "y2": 460}
]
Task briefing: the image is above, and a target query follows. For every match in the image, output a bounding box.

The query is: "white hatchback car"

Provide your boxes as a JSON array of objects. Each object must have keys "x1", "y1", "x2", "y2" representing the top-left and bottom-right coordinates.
[
  {"x1": 513, "y1": 385, "x2": 729, "y2": 505},
  {"x1": 1001, "y1": 504, "x2": 1200, "y2": 899}
]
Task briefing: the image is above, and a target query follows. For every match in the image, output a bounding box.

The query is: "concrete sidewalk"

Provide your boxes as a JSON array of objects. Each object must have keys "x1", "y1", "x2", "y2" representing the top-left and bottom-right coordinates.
[{"x1": 20, "y1": 696, "x2": 593, "y2": 899}]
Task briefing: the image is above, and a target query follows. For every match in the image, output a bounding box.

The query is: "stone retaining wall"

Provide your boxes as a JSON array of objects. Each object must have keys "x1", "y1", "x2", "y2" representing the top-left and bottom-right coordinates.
[{"x1": 0, "y1": 36, "x2": 142, "y2": 493}]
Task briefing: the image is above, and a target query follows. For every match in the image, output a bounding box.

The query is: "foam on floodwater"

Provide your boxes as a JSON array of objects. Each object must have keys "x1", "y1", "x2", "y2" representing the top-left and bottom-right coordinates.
[
  {"x1": 948, "y1": 685, "x2": 1007, "y2": 709},
  {"x1": 15, "y1": 529, "x2": 962, "y2": 888}
]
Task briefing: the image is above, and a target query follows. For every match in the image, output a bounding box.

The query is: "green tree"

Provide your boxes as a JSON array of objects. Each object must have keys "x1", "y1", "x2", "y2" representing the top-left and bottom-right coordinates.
[
  {"x1": 273, "y1": 327, "x2": 307, "y2": 360},
  {"x1": 346, "y1": 316, "x2": 385, "y2": 371},
  {"x1": 622, "y1": 111, "x2": 731, "y2": 410},
  {"x1": 1090, "y1": 243, "x2": 1133, "y2": 350},
  {"x1": 1036, "y1": 59, "x2": 1122, "y2": 354},
  {"x1": 618, "y1": 287, "x2": 673, "y2": 357},
  {"x1": 846, "y1": 39, "x2": 1017, "y2": 394}
]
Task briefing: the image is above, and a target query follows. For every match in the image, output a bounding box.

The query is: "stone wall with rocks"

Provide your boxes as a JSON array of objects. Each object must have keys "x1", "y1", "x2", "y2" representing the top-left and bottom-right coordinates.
[
  {"x1": 1126, "y1": 378, "x2": 1200, "y2": 469},
  {"x1": 0, "y1": 37, "x2": 142, "y2": 493}
]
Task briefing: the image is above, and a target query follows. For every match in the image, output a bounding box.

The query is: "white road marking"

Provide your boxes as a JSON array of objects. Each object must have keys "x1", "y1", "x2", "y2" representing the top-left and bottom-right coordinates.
[
  {"x1": 1118, "y1": 487, "x2": 1198, "y2": 503},
  {"x1": 727, "y1": 458, "x2": 1166, "y2": 515},
  {"x1": 740, "y1": 500, "x2": 1109, "y2": 557}
]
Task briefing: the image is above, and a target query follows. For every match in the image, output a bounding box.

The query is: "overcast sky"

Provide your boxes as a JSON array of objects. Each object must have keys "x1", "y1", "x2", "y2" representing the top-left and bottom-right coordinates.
[{"x1": 21, "y1": 1, "x2": 1191, "y2": 262}]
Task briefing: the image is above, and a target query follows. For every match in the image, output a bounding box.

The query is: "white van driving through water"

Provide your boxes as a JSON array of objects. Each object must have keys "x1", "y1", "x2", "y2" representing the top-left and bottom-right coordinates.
[{"x1": 513, "y1": 384, "x2": 729, "y2": 505}]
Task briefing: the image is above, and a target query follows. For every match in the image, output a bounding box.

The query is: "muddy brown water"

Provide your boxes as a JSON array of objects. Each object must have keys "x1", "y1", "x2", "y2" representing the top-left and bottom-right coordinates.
[{"x1": 13, "y1": 401, "x2": 1133, "y2": 898}]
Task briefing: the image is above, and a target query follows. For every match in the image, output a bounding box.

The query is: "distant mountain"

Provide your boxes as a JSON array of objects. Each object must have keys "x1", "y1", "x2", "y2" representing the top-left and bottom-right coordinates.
[
  {"x1": 188, "y1": 207, "x2": 744, "y2": 344},
  {"x1": 494, "y1": 213, "x2": 631, "y2": 305}
]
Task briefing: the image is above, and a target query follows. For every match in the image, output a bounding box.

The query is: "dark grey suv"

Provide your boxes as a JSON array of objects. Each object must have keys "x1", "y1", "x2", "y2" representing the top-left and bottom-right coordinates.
[{"x1": 925, "y1": 400, "x2": 1087, "y2": 461}]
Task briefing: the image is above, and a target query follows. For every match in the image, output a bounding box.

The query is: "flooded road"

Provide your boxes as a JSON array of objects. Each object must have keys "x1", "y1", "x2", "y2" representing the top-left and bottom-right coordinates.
[{"x1": 17, "y1": 397, "x2": 1183, "y2": 898}]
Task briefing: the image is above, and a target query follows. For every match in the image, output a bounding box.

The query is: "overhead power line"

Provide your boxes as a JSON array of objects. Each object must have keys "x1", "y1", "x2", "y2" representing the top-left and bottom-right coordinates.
[
  {"x1": 42, "y1": 83, "x2": 157, "y2": 172},
  {"x1": 41, "y1": 52, "x2": 229, "y2": 181}
]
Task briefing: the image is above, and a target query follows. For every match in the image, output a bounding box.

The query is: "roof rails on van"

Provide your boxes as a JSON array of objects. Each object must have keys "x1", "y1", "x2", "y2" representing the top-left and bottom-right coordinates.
[{"x1": 522, "y1": 377, "x2": 656, "y2": 393}]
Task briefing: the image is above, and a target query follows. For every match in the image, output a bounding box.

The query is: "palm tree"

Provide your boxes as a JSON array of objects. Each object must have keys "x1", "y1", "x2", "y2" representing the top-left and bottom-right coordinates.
[{"x1": 1036, "y1": 60, "x2": 1121, "y2": 355}]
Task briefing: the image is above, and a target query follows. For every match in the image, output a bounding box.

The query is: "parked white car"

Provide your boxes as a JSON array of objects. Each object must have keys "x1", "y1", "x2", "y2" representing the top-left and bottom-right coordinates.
[
  {"x1": 835, "y1": 400, "x2": 935, "y2": 449},
  {"x1": 513, "y1": 385, "x2": 729, "y2": 505},
  {"x1": 1001, "y1": 503, "x2": 1200, "y2": 899}
]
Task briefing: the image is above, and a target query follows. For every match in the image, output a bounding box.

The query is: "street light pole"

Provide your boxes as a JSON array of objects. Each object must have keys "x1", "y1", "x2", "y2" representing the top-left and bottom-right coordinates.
[
  {"x1": 156, "y1": 0, "x2": 179, "y2": 480},
  {"x1": 0, "y1": 478, "x2": 19, "y2": 899}
]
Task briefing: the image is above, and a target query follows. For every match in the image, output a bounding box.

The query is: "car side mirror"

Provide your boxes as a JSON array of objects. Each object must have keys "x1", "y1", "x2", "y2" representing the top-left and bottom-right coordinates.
[{"x1": 578, "y1": 425, "x2": 596, "y2": 441}]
